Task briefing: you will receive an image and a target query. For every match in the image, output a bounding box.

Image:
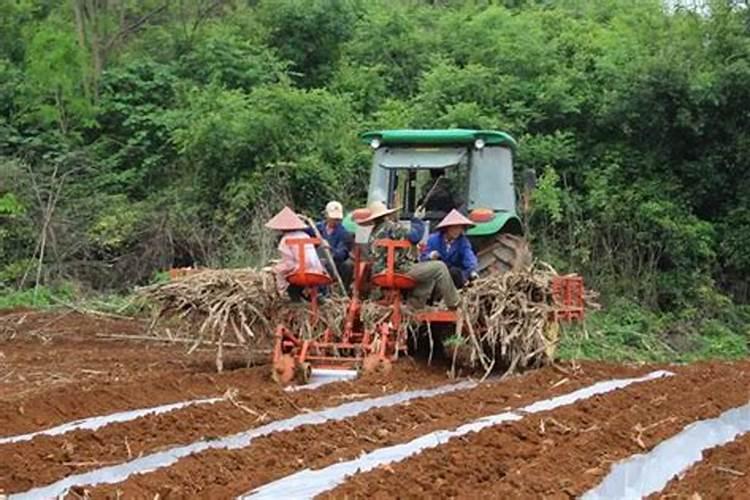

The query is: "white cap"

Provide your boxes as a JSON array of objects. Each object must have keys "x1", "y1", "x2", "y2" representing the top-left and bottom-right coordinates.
[{"x1": 325, "y1": 200, "x2": 344, "y2": 219}]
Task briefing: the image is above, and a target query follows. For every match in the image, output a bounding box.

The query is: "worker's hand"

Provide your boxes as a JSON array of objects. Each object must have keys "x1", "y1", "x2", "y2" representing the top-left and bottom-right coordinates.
[
  {"x1": 469, "y1": 271, "x2": 480, "y2": 282},
  {"x1": 414, "y1": 206, "x2": 426, "y2": 219},
  {"x1": 429, "y1": 250, "x2": 440, "y2": 260}
]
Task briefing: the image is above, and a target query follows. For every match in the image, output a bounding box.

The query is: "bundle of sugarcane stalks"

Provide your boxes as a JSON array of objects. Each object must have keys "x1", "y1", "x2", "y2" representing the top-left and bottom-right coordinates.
[
  {"x1": 453, "y1": 264, "x2": 562, "y2": 379},
  {"x1": 138, "y1": 268, "x2": 282, "y2": 371},
  {"x1": 139, "y1": 270, "x2": 358, "y2": 371}
]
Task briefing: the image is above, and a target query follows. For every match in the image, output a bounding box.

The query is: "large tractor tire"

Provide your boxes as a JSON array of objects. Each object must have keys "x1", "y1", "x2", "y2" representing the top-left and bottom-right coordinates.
[{"x1": 473, "y1": 233, "x2": 532, "y2": 277}]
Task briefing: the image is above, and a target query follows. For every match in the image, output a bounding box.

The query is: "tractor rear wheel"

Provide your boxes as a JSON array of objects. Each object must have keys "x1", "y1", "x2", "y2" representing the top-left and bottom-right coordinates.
[{"x1": 473, "y1": 233, "x2": 532, "y2": 276}]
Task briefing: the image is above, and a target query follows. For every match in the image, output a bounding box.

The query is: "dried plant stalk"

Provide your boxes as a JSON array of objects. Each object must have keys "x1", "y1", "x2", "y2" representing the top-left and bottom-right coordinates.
[{"x1": 452, "y1": 264, "x2": 563, "y2": 378}]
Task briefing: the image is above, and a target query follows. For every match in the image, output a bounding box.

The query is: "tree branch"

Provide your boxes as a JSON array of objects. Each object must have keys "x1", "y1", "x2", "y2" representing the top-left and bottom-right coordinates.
[{"x1": 104, "y1": 2, "x2": 170, "y2": 52}]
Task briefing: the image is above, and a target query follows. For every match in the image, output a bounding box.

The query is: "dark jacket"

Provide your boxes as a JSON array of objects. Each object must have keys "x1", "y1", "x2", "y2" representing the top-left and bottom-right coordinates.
[
  {"x1": 309, "y1": 221, "x2": 352, "y2": 262},
  {"x1": 424, "y1": 180, "x2": 464, "y2": 214}
]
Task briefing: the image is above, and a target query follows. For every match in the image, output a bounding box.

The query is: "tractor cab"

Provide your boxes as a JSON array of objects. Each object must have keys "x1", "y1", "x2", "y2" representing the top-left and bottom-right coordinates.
[
  {"x1": 345, "y1": 129, "x2": 529, "y2": 275},
  {"x1": 345, "y1": 129, "x2": 522, "y2": 236}
]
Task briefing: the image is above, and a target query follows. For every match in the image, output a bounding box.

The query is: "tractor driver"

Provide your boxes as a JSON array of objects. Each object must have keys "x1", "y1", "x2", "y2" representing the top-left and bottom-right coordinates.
[
  {"x1": 358, "y1": 201, "x2": 459, "y2": 309},
  {"x1": 420, "y1": 169, "x2": 464, "y2": 216},
  {"x1": 421, "y1": 209, "x2": 479, "y2": 289},
  {"x1": 310, "y1": 200, "x2": 354, "y2": 290}
]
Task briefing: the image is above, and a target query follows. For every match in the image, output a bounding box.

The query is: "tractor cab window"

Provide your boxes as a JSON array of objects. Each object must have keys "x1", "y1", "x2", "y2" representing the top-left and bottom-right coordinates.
[
  {"x1": 376, "y1": 146, "x2": 469, "y2": 221},
  {"x1": 418, "y1": 165, "x2": 468, "y2": 218},
  {"x1": 389, "y1": 163, "x2": 468, "y2": 222}
]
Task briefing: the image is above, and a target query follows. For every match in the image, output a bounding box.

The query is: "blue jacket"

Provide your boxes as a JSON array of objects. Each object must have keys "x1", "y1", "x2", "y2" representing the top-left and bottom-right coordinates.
[
  {"x1": 308, "y1": 221, "x2": 352, "y2": 262},
  {"x1": 420, "y1": 232, "x2": 478, "y2": 278},
  {"x1": 408, "y1": 218, "x2": 426, "y2": 244}
]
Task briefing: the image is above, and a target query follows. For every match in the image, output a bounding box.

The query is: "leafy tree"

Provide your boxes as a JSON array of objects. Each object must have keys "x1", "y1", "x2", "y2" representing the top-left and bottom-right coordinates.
[
  {"x1": 257, "y1": 0, "x2": 362, "y2": 87},
  {"x1": 0, "y1": 0, "x2": 748, "y2": 327},
  {"x1": 20, "y1": 16, "x2": 93, "y2": 135}
]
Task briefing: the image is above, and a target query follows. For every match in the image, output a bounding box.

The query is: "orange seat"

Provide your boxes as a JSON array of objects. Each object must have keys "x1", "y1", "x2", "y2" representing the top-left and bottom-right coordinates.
[
  {"x1": 371, "y1": 239, "x2": 416, "y2": 290},
  {"x1": 283, "y1": 237, "x2": 332, "y2": 287},
  {"x1": 287, "y1": 271, "x2": 333, "y2": 288},
  {"x1": 372, "y1": 272, "x2": 415, "y2": 290}
]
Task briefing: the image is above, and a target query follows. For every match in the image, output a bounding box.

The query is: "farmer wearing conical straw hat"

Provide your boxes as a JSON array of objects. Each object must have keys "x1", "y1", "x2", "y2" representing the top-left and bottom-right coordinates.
[
  {"x1": 358, "y1": 200, "x2": 459, "y2": 309},
  {"x1": 421, "y1": 209, "x2": 479, "y2": 289},
  {"x1": 265, "y1": 206, "x2": 327, "y2": 299}
]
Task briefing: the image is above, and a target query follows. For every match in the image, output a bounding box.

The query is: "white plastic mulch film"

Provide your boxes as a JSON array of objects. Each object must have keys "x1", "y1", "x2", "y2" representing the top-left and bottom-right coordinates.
[
  {"x1": 242, "y1": 370, "x2": 674, "y2": 500},
  {"x1": 583, "y1": 402, "x2": 750, "y2": 500},
  {"x1": 284, "y1": 368, "x2": 358, "y2": 392},
  {"x1": 10, "y1": 380, "x2": 476, "y2": 500}
]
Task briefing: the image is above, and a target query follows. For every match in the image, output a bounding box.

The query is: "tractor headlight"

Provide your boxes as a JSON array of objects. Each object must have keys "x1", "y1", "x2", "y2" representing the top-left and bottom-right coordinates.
[
  {"x1": 370, "y1": 137, "x2": 381, "y2": 149},
  {"x1": 474, "y1": 138, "x2": 486, "y2": 150}
]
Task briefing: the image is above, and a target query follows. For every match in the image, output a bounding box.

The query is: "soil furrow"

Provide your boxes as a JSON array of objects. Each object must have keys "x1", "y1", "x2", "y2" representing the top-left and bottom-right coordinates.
[
  {"x1": 81, "y1": 362, "x2": 647, "y2": 499},
  {"x1": 324, "y1": 361, "x2": 750, "y2": 499},
  {"x1": 0, "y1": 311, "x2": 156, "y2": 401},
  {"x1": 0, "y1": 311, "x2": 271, "y2": 435},
  {"x1": 1, "y1": 362, "x2": 263, "y2": 436},
  {"x1": 0, "y1": 360, "x2": 445, "y2": 494},
  {"x1": 653, "y1": 430, "x2": 750, "y2": 499}
]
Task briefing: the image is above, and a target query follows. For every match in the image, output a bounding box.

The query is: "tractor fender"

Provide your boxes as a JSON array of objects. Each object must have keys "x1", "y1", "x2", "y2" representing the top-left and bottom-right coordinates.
[{"x1": 466, "y1": 212, "x2": 522, "y2": 237}]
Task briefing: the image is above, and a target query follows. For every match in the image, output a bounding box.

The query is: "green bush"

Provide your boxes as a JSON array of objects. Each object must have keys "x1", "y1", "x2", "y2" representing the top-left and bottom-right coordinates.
[{"x1": 559, "y1": 297, "x2": 749, "y2": 363}]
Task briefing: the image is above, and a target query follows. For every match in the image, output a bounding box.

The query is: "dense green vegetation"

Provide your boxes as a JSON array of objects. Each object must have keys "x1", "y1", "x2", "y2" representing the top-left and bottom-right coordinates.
[{"x1": 1, "y1": 0, "x2": 748, "y2": 359}]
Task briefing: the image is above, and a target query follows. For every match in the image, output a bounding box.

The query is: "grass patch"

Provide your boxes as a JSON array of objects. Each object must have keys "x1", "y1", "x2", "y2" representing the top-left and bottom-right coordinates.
[
  {"x1": 559, "y1": 299, "x2": 749, "y2": 363},
  {"x1": 0, "y1": 283, "x2": 143, "y2": 317},
  {"x1": 74, "y1": 293, "x2": 146, "y2": 317},
  {"x1": 0, "y1": 284, "x2": 74, "y2": 310}
]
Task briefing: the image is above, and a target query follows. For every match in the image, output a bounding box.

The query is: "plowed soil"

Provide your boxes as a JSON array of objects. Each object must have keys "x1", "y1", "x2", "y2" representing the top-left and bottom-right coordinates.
[
  {"x1": 85, "y1": 361, "x2": 646, "y2": 498},
  {"x1": 0, "y1": 309, "x2": 263, "y2": 436},
  {"x1": 0, "y1": 309, "x2": 447, "y2": 494},
  {"x1": 654, "y1": 431, "x2": 750, "y2": 499},
  {"x1": 2, "y1": 360, "x2": 448, "y2": 494},
  {"x1": 325, "y1": 361, "x2": 750, "y2": 499},
  {"x1": 3, "y1": 308, "x2": 749, "y2": 500}
]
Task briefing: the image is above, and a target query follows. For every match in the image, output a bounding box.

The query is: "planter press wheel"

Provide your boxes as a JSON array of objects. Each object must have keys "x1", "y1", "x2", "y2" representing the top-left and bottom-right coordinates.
[
  {"x1": 542, "y1": 322, "x2": 560, "y2": 362},
  {"x1": 362, "y1": 355, "x2": 392, "y2": 375},
  {"x1": 272, "y1": 354, "x2": 296, "y2": 385},
  {"x1": 295, "y1": 361, "x2": 312, "y2": 385}
]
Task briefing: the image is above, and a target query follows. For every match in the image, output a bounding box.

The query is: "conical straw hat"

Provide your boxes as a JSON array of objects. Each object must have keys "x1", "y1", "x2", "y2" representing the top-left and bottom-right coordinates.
[
  {"x1": 265, "y1": 206, "x2": 307, "y2": 231},
  {"x1": 436, "y1": 209, "x2": 476, "y2": 230},
  {"x1": 359, "y1": 200, "x2": 399, "y2": 223}
]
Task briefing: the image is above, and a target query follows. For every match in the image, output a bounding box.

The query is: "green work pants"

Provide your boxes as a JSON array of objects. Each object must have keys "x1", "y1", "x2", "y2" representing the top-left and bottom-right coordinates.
[{"x1": 406, "y1": 261, "x2": 459, "y2": 309}]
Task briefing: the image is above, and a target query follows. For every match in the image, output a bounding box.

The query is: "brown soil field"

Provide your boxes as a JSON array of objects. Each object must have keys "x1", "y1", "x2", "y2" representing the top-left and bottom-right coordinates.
[
  {"x1": 655, "y1": 430, "x2": 750, "y2": 499},
  {"x1": 0, "y1": 309, "x2": 446, "y2": 494},
  {"x1": 325, "y1": 360, "x2": 750, "y2": 499},
  {"x1": 85, "y1": 361, "x2": 645, "y2": 498},
  {"x1": 1, "y1": 308, "x2": 748, "y2": 499}
]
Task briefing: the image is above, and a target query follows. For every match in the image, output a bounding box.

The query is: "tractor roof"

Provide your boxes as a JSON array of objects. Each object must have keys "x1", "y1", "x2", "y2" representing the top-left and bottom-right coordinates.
[{"x1": 361, "y1": 129, "x2": 517, "y2": 149}]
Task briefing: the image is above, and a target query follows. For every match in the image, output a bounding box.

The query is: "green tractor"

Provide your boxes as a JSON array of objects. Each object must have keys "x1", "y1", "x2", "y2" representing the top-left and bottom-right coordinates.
[
  {"x1": 269, "y1": 129, "x2": 581, "y2": 383},
  {"x1": 343, "y1": 129, "x2": 532, "y2": 274}
]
